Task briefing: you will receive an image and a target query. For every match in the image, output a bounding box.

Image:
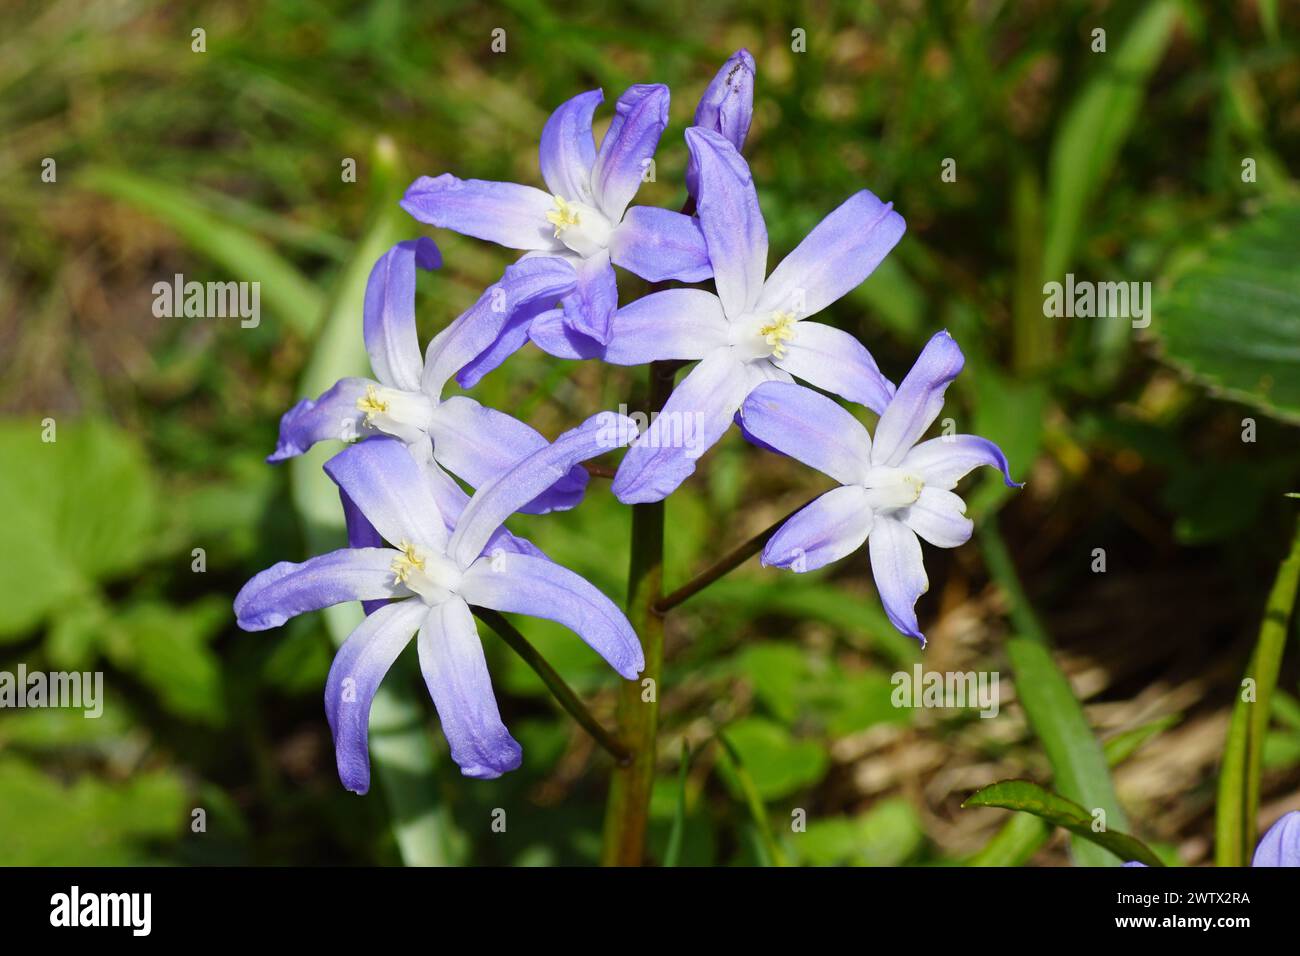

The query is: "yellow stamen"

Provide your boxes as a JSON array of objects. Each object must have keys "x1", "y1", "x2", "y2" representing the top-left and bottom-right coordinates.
[
  {"x1": 544, "y1": 195, "x2": 581, "y2": 237},
  {"x1": 390, "y1": 540, "x2": 426, "y2": 585},
  {"x1": 356, "y1": 383, "x2": 389, "y2": 424},
  {"x1": 758, "y1": 311, "x2": 798, "y2": 359}
]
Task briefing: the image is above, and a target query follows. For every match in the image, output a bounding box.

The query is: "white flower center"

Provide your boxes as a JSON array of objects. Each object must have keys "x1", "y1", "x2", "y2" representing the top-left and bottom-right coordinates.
[
  {"x1": 863, "y1": 466, "x2": 924, "y2": 512},
  {"x1": 545, "y1": 195, "x2": 611, "y2": 258},
  {"x1": 390, "y1": 541, "x2": 462, "y2": 605},
  {"x1": 729, "y1": 310, "x2": 800, "y2": 363},
  {"x1": 356, "y1": 383, "x2": 435, "y2": 445}
]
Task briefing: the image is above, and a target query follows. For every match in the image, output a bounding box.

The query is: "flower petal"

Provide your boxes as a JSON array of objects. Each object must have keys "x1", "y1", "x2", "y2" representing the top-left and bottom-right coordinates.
[
  {"x1": 762, "y1": 485, "x2": 873, "y2": 573},
  {"x1": 323, "y1": 437, "x2": 448, "y2": 553},
  {"x1": 871, "y1": 330, "x2": 965, "y2": 467},
  {"x1": 1252, "y1": 811, "x2": 1300, "y2": 867},
  {"x1": 235, "y1": 548, "x2": 408, "y2": 631},
  {"x1": 868, "y1": 517, "x2": 929, "y2": 644},
  {"x1": 900, "y1": 434, "x2": 1022, "y2": 491},
  {"x1": 685, "y1": 126, "x2": 768, "y2": 317},
  {"x1": 590, "y1": 83, "x2": 670, "y2": 222},
  {"x1": 604, "y1": 289, "x2": 729, "y2": 364},
  {"x1": 454, "y1": 304, "x2": 555, "y2": 389},
  {"x1": 428, "y1": 396, "x2": 588, "y2": 514},
  {"x1": 901, "y1": 487, "x2": 972, "y2": 549},
  {"x1": 461, "y1": 553, "x2": 643, "y2": 679},
  {"x1": 610, "y1": 349, "x2": 754, "y2": 504},
  {"x1": 773, "y1": 321, "x2": 895, "y2": 414},
  {"x1": 560, "y1": 250, "x2": 618, "y2": 345},
  {"x1": 423, "y1": 256, "x2": 577, "y2": 395},
  {"x1": 266, "y1": 377, "x2": 370, "y2": 462},
  {"x1": 417, "y1": 596, "x2": 522, "y2": 779},
  {"x1": 608, "y1": 207, "x2": 712, "y2": 284},
  {"x1": 539, "y1": 89, "x2": 602, "y2": 204},
  {"x1": 687, "y1": 49, "x2": 756, "y2": 199},
  {"x1": 324, "y1": 598, "x2": 427, "y2": 794},
  {"x1": 364, "y1": 238, "x2": 440, "y2": 392},
  {"x1": 449, "y1": 411, "x2": 637, "y2": 568},
  {"x1": 739, "y1": 381, "x2": 871, "y2": 485},
  {"x1": 340, "y1": 489, "x2": 389, "y2": 617},
  {"x1": 423, "y1": 460, "x2": 546, "y2": 560},
  {"x1": 400, "y1": 174, "x2": 562, "y2": 252},
  {"x1": 757, "y1": 189, "x2": 905, "y2": 319}
]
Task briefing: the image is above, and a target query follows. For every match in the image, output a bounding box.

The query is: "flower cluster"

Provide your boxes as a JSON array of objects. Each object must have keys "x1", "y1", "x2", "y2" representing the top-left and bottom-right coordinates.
[{"x1": 236, "y1": 50, "x2": 1019, "y2": 788}]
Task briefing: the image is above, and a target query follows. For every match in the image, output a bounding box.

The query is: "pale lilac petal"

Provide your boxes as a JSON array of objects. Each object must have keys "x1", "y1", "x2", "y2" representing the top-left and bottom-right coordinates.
[
  {"x1": 422, "y1": 460, "x2": 546, "y2": 559},
  {"x1": 526, "y1": 307, "x2": 606, "y2": 361},
  {"x1": 560, "y1": 250, "x2": 618, "y2": 345},
  {"x1": 428, "y1": 396, "x2": 587, "y2": 514},
  {"x1": 364, "y1": 238, "x2": 440, "y2": 392},
  {"x1": 687, "y1": 49, "x2": 756, "y2": 199},
  {"x1": 417, "y1": 596, "x2": 522, "y2": 779},
  {"x1": 325, "y1": 599, "x2": 428, "y2": 793},
  {"x1": 235, "y1": 548, "x2": 407, "y2": 631},
  {"x1": 685, "y1": 126, "x2": 767, "y2": 317},
  {"x1": 323, "y1": 437, "x2": 448, "y2": 553},
  {"x1": 739, "y1": 381, "x2": 871, "y2": 485},
  {"x1": 901, "y1": 487, "x2": 972, "y2": 549},
  {"x1": 611, "y1": 349, "x2": 753, "y2": 504},
  {"x1": 455, "y1": 303, "x2": 557, "y2": 389},
  {"x1": 460, "y1": 553, "x2": 643, "y2": 679},
  {"x1": 1252, "y1": 811, "x2": 1300, "y2": 867},
  {"x1": 756, "y1": 189, "x2": 906, "y2": 319},
  {"x1": 872, "y1": 330, "x2": 965, "y2": 467},
  {"x1": 608, "y1": 207, "x2": 712, "y2": 283},
  {"x1": 773, "y1": 321, "x2": 895, "y2": 414},
  {"x1": 900, "y1": 435, "x2": 1022, "y2": 491},
  {"x1": 450, "y1": 411, "x2": 637, "y2": 568},
  {"x1": 762, "y1": 485, "x2": 873, "y2": 573},
  {"x1": 423, "y1": 256, "x2": 577, "y2": 395},
  {"x1": 400, "y1": 174, "x2": 563, "y2": 252},
  {"x1": 868, "y1": 517, "x2": 929, "y2": 644},
  {"x1": 605, "y1": 289, "x2": 729, "y2": 364},
  {"x1": 267, "y1": 377, "x2": 370, "y2": 462},
  {"x1": 539, "y1": 89, "x2": 602, "y2": 203},
  {"x1": 591, "y1": 84, "x2": 669, "y2": 222}
]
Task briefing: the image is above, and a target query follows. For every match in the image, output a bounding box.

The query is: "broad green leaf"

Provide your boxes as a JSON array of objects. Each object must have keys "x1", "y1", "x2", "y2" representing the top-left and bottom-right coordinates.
[
  {"x1": 1216, "y1": 514, "x2": 1300, "y2": 865},
  {"x1": 717, "y1": 717, "x2": 829, "y2": 802},
  {"x1": 1154, "y1": 203, "x2": 1300, "y2": 424},
  {"x1": 964, "y1": 780, "x2": 1163, "y2": 867},
  {"x1": 0, "y1": 757, "x2": 186, "y2": 865},
  {"x1": 794, "y1": 799, "x2": 925, "y2": 866},
  {"x1": 0, "y1": 418, "x2": 157, "y2": 638}
]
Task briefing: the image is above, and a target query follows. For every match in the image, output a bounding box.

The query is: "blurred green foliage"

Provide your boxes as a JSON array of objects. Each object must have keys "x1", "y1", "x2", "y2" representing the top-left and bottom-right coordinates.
[{"x1": 1, "y1": 0, "x2": 1299, "y2": 866}]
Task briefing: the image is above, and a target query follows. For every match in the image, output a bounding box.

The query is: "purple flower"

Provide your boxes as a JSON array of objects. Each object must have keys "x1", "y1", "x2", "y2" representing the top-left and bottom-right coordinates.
[
  {"x1": 236, "y1": 413, "x2": 643, "y2": 789},
  {"x1": 739, "y1": 331, "x2": 1020, "y2": 645},
  {"x1": 686, "y1": 49, "x2": 756, "y2": 201},
  {"x1": 401, "y1": 84, "x2": 711, "y2": 372},
  {"x1": 1125, "y1": 810, "x2": 1300, "y2": 867},
  {"x1": 269, "y1": 238, "x2": 586, "y2": 514},
  {"x1": 551, "y1": 126, "x2": 904, "y2": 504}
]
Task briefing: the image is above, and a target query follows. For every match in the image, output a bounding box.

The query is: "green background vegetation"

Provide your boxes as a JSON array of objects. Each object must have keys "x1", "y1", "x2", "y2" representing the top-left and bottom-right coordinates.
[{"x1": 1, "y1": 0, "x2": 1298, "y2": 865}]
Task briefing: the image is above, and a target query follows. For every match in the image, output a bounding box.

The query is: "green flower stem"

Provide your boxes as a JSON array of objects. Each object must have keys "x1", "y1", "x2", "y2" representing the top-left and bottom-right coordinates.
[
  {"x1": 473, "y1": 608, "x2": 630, "y2": 764},
  {"x1": 600, "y1": 359, "x2": 675, "y2": 866}
]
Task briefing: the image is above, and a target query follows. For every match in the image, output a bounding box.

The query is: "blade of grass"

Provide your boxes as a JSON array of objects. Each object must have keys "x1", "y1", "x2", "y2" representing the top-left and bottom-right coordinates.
[
  {"x1": 663, "y1": 741, "x2": 692, "y2": 868},
  {"x1": 717, "y1": 730, "x2": 786, "y2": 867},
  {"x1": 288, "y1": 136, "x2": 463, "y2": 867},
  {"x1": 981, "y1": 518, "x2": 1127, "y2": 866},
  {"x1": 1215, "y1": 512, "x2": 1300, "y2": 865}
]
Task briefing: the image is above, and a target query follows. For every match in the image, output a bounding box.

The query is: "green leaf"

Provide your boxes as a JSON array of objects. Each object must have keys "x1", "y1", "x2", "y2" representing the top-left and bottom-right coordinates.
[
  {"x1": 285, "y1": 137, "x2": 464, "y2": 868},
  {"x1": 78, "y1": 167, "x2": 324, "y2": 335},
  {"x1": 663, "y1": 742, "x2": 692, "y2": 868},
  {"x1": 1216, "y1": 514, "x2": 1300, "y2": 865},
  {"x1": 717, "y1": 726, "x2": 789, "y2": 866},
  {"x1": 963, "y1": 780, "x2": 1163, "y2": 867},
  {"x1": 1154, "y1": 203, "x2": 1300, "y2": 424},
  {"x1": 0, "y1": 756, "x2": 187, "y2": 865},
  {"x1": 1041, "y1": 1, "x2": 1181, "y2": 282},
  {"x1": 0, "y1": 418, "x2": 157, "y2": 638},
  {"x1": 795, "y1": 799, "x2": 925, "y2": 866},
  {"x1": 717, "y1": 717, "x2": 829, "y2": 802},
  {"x1": 1104, "y1": 714, "x2": 1180, "y2": 767}
]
